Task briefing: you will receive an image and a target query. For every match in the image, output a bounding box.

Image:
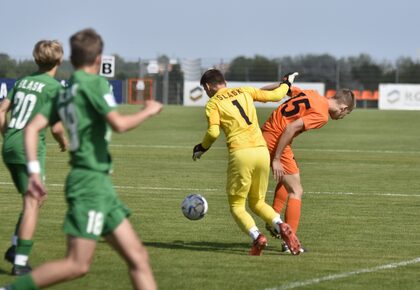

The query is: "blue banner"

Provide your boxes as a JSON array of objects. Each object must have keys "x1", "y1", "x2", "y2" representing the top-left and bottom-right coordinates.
[
  {"x1": 109, "y1": 80, "x2": 123, "y2": 104},
  {"x1": 60, "y1": 79, "x2": 124, "y2": 104},
  {"x1": 0, "y1": 78, "x2": 16, "y2": 100}
]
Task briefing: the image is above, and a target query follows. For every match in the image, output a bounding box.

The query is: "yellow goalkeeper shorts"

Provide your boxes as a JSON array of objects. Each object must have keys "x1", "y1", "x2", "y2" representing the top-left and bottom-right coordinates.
[{"x1": 226, "y1": 146, "x2": 270, "y2": 201}]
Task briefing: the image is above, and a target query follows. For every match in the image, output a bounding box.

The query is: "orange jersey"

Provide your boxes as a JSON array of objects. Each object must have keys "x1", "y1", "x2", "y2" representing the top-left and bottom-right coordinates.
[{"x1": 261, "y1": 87, "x2": 330, "y2": 155}]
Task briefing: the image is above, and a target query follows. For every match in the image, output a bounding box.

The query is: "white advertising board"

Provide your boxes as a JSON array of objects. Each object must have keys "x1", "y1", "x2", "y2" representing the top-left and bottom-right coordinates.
[
  {"x1": 379, "y1": 84, "x2": 420, "y2": 110},
  {"x1": 184, "y1": 81, "x2": 325, "y2": 107},
  {"x1": 100, "y1": 55, "x2": 115, "y2": 78}
]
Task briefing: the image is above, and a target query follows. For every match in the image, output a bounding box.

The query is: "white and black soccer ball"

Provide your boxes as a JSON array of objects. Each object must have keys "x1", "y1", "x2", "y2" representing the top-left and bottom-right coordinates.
[{"x1": 181, "y1": 194, "x2": 208, "y2": 220}]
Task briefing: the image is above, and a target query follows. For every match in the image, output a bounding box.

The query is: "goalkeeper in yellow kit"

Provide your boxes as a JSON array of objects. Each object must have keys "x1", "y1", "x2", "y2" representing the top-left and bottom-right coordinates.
[{"x1": 192, "y1": 69, "x2": 302, "y2": 255}]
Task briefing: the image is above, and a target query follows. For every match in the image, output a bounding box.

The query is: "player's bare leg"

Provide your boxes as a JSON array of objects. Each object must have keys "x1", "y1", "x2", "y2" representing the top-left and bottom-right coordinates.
[
  {"x1": 105, "y1": 219, "x2": 156, "y2": 290},
  {"x1": 11, "y1": 194, "x2": 42, "y2": 275},
  {"x1": 19, "y1": 194, "x2": 42, "y2": 240},
  {"x1": 30, "y1": 236, "x2": 96, "y2": 287}
]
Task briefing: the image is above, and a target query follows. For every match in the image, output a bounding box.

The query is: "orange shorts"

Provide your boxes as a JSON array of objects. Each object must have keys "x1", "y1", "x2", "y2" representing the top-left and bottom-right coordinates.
[
  {"x1": 262, "y1": 130, "x2": 299, "y2": 175},
  {"x1": 270, "y1": 145, "x2": 299, "y2": 175}
]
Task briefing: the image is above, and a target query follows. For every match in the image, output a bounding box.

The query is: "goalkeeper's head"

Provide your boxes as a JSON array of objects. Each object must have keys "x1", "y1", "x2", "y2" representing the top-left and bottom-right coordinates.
[{"x1": 200, "y1": 69, "x2": 227, "y2": 97}]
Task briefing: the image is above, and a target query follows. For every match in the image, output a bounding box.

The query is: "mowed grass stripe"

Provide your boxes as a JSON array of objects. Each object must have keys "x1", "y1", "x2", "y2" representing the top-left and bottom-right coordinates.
[
  {"x1": 265, "y1": 257, "x2": 420, "y2": 290},
  {"x1": 43, "y1": 142, "x2": 420, "y2": 155},
  {"x1": 1, "y1": 182, "x2": 419, "y2": 198}
]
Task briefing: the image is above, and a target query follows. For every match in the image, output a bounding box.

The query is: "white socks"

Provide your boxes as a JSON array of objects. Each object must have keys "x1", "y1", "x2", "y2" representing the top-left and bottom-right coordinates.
[
  {"x1": 14, "y1": 254, "x2": 29, "y2": 266},
  {"x1": 272, "y1": 216, "x2": 284, "y2": 233},
  {"x1": 248, "y1": 226, "x2": 261, "y2": 240}
]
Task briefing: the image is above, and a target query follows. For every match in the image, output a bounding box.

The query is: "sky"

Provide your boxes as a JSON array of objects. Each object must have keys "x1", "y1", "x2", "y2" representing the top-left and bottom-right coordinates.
[{"x1": 2, "y1": 0, "x2": 420, "y2": 63}]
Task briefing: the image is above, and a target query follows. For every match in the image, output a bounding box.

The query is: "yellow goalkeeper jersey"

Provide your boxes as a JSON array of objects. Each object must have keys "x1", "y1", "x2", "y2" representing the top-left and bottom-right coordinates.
[{"x1": 204, "y1": 85, "x2": 288, "y2": 152}]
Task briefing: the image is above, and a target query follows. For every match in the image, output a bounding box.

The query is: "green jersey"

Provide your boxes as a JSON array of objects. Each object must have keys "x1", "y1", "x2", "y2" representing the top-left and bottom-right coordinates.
[
  {"x1": 2, "y1": 72, "x2": 61, "y2": 164},
  {"x1": 41, "y1": 70, "x2": 116, "y2": 173}
]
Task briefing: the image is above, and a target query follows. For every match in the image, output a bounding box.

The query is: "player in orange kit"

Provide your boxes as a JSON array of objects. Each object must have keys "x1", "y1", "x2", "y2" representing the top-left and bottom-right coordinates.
[
  {"x1": 262, "y1": 86, "x2": 355, "y2": 252},
  {"x1": 193, "y1": 69, "x2": 302, "y2": 256}
]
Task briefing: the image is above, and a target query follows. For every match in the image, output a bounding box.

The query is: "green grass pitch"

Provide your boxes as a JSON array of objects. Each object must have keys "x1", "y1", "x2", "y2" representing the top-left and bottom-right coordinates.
[{"x1": 1, "y1": 105, "x2": 420, "y2": 289}]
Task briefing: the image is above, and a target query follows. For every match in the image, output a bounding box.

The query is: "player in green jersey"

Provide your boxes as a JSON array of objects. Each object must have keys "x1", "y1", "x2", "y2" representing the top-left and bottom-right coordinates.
[
  {"x1": 3, "y1": 29, "x2": 162, "y2": 290},
  {"x1": 0, "y1": 40, "x2": 67, "y2": 276}
]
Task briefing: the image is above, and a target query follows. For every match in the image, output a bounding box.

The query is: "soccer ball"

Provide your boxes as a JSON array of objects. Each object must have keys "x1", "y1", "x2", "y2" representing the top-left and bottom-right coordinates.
[{"x1": 181, "y1": 194, "x2": 208, "y2": 220}]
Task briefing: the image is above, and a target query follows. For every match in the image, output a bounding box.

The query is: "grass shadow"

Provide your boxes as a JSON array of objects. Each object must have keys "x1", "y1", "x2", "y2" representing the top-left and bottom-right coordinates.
[
  {"x1": 145, "y1": 240, "x2": 247, "y2": 254},
  {"x1": 144, "y1": 240, "x2": 282, "y2": 256},
  {"x1": 0, "y1": 267, "x2": 10, "y2": 276}
]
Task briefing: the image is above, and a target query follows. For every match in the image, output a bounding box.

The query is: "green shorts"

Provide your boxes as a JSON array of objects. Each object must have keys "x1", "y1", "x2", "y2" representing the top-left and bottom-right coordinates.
[
  {"x1": 63, "y1": 168, "x2": 131, "y2": 240},
  {"x1": 5, "y1": 162, "x2": 45, "y2": 194}
]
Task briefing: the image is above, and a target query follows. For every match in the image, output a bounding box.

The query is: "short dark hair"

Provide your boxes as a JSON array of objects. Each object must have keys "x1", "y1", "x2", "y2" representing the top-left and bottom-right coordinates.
[
  {"x1": 200, "y1": 69, "x2": 226, "y2": 86},
  {"x1": 70, "y1": 28, "x2": 103, "y2": 68},
  {"x1": 333, "y1": 89, "x2": 356, "y2": 111}
]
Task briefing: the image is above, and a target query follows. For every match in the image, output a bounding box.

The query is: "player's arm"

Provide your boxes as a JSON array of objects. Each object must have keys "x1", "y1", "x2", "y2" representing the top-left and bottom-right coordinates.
[
  {"x1": 272, "y1": 118, "x2": 304, "y2": 182},
  {"x1": 260, "y1": 83, "x2": 283, "y2": 91},
  {"x1": 202, "y1": 125, "x2": 220, "y2": 148},
  {"x1": 253, "y1": 72, "x2": 299, "y2": 102},
  {"x1": 50, "y1": 122, "x2": 68, "y2": 152},
  {"x1": 106, "y1": 99, "x2": 163, "y2": 133},
  {"x1": 192, "y1": 124, "x2": 220, "y2": 161},
  {"x1": 192, "y1": 102, "x2": 220, "y2": 161},
  {"x1": 0, "y1": 98, "x2": 11, "y2": 136},
  {"x1": 24, "y1": 114, "x2": 50, "y2": 200},
  {"x1": 253, "y1": 84, "x2": 289, "y2": 102}
]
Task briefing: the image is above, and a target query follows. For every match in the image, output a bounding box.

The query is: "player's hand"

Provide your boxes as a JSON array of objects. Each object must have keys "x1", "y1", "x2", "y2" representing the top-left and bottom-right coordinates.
[
  {"x1": 192, "y1": 143, "x2": 208, "y2": 161},
  {"x1": 27, "y1": 174, "x2": 47, "y2": 202},
  {"x1": 59, "y1": 138, "x2": 68, "y2": 152},
  {"x1": 144, "y1": 100, "x2": 163, "y2": 117},
  {"x1": 272, "y1": 158, "x2": 285, "y2": 182},
  {"x1": 280, "y1": 72, "x2": 299, "y2": 93}
]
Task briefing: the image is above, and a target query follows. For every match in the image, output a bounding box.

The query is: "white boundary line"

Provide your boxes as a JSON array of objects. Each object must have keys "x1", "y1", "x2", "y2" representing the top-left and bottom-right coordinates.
[
  {"x1": 43, "y1": 143, "x2": 420, "y2": 155},
  {"x1": 0, "y1": 181, "x2": 419, "y2": 197},
  {"x1": 306, "y1": 191, "x2": 420, "y2": 198},
  {"x1": 109, "y1": 146, "x2": 420, "y2": 155},
  {"x1": 265, "y1": 257, "x2": 420, "y2": 290},
  {"x1": 0, "y1": 182, "x2": 219, "y2": 192}
]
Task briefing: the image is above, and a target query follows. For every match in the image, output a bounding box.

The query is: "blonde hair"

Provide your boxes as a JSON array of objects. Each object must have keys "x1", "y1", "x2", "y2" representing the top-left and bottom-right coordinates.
[{"x1": 33, "y1": 40, "x2": 63, "y2": 71}]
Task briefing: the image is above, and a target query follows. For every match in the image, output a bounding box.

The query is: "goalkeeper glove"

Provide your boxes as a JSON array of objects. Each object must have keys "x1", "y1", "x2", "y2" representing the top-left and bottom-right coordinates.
[
  {"x1": 192, "y1": 143, "x2": 209, "y2": 161},
  {"x1": 281, "y1": 72, "x2": 299, "y2": 94}
]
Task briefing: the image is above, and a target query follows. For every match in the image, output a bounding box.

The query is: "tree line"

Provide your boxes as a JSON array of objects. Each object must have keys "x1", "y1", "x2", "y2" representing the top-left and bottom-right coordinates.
[
  {"x1": 226, "y1": 54, "x2": 420, "y2": 90},
  {"x1": 2, "y1": 53, "x2": 420, "y2": 91},
  {"x1": 0, "y1": 53, "x2": 140, "y2": 81}
]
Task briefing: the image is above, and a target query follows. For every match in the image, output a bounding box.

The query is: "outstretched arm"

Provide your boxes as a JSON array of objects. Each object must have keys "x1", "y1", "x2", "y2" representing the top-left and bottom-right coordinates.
[
  {"x1": 106, "y1": 99, "x2": 162, "y2": 133},
  {"x1": 254, "y1": 72, "x2": 299, "y2": 102},
  {"x1": 254, "y1": 83, "x2": 289, "y2": 102},
  {"x1": 260, "y1": 82, "x2": 283, "y2": 91},
  {"x1": 272, "y1": 118, "x2": 304, "y2": 182}
]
